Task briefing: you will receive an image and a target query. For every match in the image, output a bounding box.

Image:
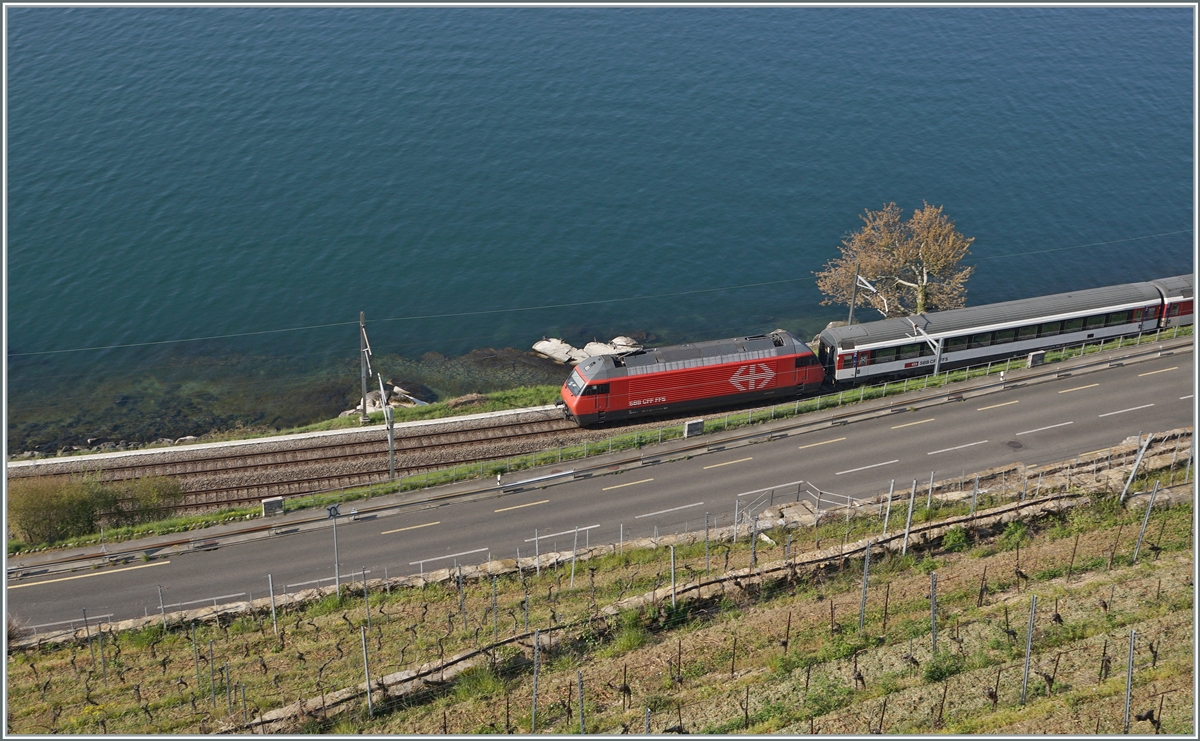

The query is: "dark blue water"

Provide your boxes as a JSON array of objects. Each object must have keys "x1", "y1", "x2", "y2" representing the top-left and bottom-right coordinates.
[{"x1": 6, "y1": 7, "x2": 1193, "y2": 448}]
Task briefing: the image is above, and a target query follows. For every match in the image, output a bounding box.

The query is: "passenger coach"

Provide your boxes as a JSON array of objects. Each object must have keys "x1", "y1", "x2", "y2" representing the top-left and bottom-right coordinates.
[
  {"x1": 817, "y1": 275, "x2": 1192, "y2": 385},
  {"x1": 560, "y1": 330, "x2": 823, "y2": 426}
]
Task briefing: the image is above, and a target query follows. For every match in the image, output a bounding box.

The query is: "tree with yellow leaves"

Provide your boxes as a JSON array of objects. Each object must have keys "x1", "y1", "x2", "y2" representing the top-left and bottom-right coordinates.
[{"x1": 815, "y1": 202, "x2": 975, "y2": 319}]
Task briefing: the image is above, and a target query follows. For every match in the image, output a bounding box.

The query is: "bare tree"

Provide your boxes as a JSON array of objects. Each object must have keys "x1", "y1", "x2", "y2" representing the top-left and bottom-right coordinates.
[{"x1": 815, "y1": 202, "x2": 974, "y2": 318}]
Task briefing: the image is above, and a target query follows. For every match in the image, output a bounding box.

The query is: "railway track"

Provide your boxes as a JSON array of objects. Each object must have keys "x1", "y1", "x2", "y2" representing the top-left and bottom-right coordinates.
[{"x1": 9, "y1": 412, "x2": 586, "y2": 511}]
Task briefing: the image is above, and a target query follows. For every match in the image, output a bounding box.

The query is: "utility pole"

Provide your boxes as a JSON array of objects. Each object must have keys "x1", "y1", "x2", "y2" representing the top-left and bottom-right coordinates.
[
  {"x1": 359, "y1": 312, "x2": 371, "y2": 425},
  {"x1": 328, "y1": 504, "x2": 342, "y2": 598},
  {"x1": 378, "y1": 374, "x2": 395, "y2": 479}
]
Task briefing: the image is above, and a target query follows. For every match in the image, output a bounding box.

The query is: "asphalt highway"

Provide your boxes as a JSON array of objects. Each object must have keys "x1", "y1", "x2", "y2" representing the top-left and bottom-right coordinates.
[{"x1": 8, "y1": 351, "x2": 1194, "y2": 627}]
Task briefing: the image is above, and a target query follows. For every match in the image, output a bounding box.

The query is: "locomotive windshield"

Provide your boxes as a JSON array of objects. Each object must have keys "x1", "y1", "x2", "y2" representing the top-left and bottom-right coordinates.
[{"x1": 564, "y1": 369, "x2": 585, "y2": 397}]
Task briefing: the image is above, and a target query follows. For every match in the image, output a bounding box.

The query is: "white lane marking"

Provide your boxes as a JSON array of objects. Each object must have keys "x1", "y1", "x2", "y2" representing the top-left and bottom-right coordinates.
[
  {"x1": 8, "y1": 560, "x2": 170, "y2": 589},
  {"x1": 381, "y1": 521, "x2": 440, "y2": 535},
  {"x1": 892, "y1": 418, "x2": 934, "y2": 429},
  {"x1": 408, "y1": 547, "x2": 488, "y2": 566},
  {"x1": 524, "y1": 525, "x2": 601, "y2": 542},
  {"x1": 635, "y1": 501, "x2": 706, "y2": 519},
  {"x1": 835, "y1": 460, "x2": 899, "y2": 476},
  {"x1": 602, "y1": 478, "x2": 654, "y2": 491},
  {"x1": 977, "y1": 400, "x2": 1020, "y2": 411},
  {"x1": 1098, "y1": 403, "x2": 1155, "y2": 418},
  {"x1": 1058, "y1": 383, "x2": 1099, "y2": 394},
  {"x1": 798, "y1": 437, "x2": 846, "y2": 450},
  {"x1": 928, "y1": 440, "x2": 989, "y2": 456},
  {"x1": 1138, "y1": 366, "x2": 1177, "y2": 377},
  {"x1": 1180, "y1": 394, "x2": 1193, "y2": 400},
  {"x1": 1016, "y1": 421, "x2": 1073, "y2": 436},
  {"x1": 495, "y1": 499, "x2": 550, "y2": 513},
  {"x1": 703, "y1": 457, "x2": 752, "y2": 470}
]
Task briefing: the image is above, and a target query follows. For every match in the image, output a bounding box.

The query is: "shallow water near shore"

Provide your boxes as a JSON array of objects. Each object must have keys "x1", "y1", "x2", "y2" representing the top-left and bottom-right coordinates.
[{"x1": 6, "y1": 7, "x2": 1193, "y2": 450}]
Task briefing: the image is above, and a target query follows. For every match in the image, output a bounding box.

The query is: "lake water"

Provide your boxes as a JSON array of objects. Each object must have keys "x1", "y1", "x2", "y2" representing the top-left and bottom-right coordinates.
[{"x1": 6, "y1": 7, "x2": 1193, "y2": 450}]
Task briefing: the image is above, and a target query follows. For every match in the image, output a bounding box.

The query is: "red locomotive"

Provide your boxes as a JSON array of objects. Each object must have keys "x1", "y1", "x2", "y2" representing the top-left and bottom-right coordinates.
[{"x1": 559, "y1": 329, "x2": 824, "y2": 426}]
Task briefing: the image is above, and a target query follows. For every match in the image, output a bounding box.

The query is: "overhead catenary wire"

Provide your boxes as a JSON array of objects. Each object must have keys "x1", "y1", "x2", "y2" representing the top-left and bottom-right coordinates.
[{"x1": 10, "y1": 227, "x2": 1190, "y2": 358}]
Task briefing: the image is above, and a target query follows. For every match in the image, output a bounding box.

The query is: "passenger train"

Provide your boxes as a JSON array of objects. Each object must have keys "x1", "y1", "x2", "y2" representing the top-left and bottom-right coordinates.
[{"x1": 559, "y1": 275, "x2": 1192, "y2": 426}]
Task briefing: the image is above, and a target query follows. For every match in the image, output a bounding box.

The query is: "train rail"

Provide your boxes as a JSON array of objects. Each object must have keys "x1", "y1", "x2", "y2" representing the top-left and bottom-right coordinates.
[{"x1": 8, "y1": 414, "x2": 586, "y2": 512}]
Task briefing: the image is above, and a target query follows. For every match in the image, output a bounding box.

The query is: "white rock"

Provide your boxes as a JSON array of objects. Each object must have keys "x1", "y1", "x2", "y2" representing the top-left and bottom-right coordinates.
[
  {"x1": 610, "y1": 336, "x2": 641, "y2": 349},
  {"x1": 532, "y1": 338, "x2": 577, "y2": 364},
  {"x1": 582, "y1": 341, "x2": 619, "y2": 357},
  {"x1": 174, "y1": 436, "x2": 199, "y2": 445}
]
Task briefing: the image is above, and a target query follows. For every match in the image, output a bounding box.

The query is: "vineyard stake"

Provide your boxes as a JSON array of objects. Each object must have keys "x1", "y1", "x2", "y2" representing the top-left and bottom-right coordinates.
[
  {"x1": 1132, "y1": 482, "x2": 1159, "y2": 564},
  {"x1": 901, "y1": 480, "x2": 917, "y2": 556},
  {"x1": 1020, "y1": 594, "x2": 1037, "y2": 705},
  {"x1": 930, "y1": 571, "x2": 938, "y2": 653},
  {"x1": 858, "y1": 540, "x2": 871, "y2": 633},
  {"x1": 1123, "y1": 629, "x2": 1137, "y2": 734},
  {"x1": 531, "y1": 629, "x2": 539, "y2": 732}
]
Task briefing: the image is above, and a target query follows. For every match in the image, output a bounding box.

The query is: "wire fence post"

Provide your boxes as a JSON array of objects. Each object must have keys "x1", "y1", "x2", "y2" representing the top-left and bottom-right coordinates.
[
  {"x1": 1020, "y1": 594, "x2": 1037, "y2": 705},
  {"x1": 926, "y1": 470, "x2": 936, "y2": 512},
  {"x1": 158, "y1": 585, "x2": 167, "y2": 628},
  {"x1": 881, "y1": 480, "x2": 894, "y2": 536},
  {"x1": 362, "y1": 567, "x2": 370, "y2": 631},
  {"x1": 670, "y1": 545, "x2": 677, "y2": 608},
  {"x1": 535, "y1": 529, "x2": 540, "y2": 576},
  {"x1": 704, "y1": 513, "x2": 710, "y2": 572},
  {"x1": 645, "y1": 708, "x2": 652, "y2": 733},
  {"x1": 570, "y1": 525, "x2": 579, "y2": 589},
  {"x1": 269, "y1": 574, "x2": 278, "y2": 636},
  {"x1": 901, "y1": 480, "x2": 917, "y2": 557},
  {"x1": 1123, "y1": 629, "x2": 1137, "y2": 734},
  {"x1": 733, "y1": 500, "x2": 739, "y2": 544},
  {"x1": 82, "y1": 608, "x2": 96, "y2": 665},
  {"x1": 970, "y1": 476, "x2": 979, "y2": 516}
]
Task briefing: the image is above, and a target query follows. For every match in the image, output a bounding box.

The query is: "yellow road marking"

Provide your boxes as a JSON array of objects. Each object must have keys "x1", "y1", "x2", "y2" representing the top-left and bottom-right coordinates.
[
  {"x1": 1059, "y1": 383, "x2": 1099, "y2": 394},
  {"x1": 1138, "y1": 366, "x2": 1177, "y2": 377},
  {"x1": 8, "y1": 560, "x2": 170, "y2": 589},
  {"x1": 602, "y1": 478, "x2": 654, "y2": 491},
  {"x1": 703, "y1": 457, "x2": 753, "y2": 470},
  {"x1": 381, "y1": 521, "x2": 440, "y2": 535},
  {"x1": 892, "y1": 418, "x2": 935, "y2": 429},
  {"x1": 798, "y1": 437, "x2": 846, "y2": 450},
  {"x1": 494, "y1": 499, "x2": 550, "y2": 513},
  {"x1": 977, "y1": 400, "x2": 1020, "y2": 411}
]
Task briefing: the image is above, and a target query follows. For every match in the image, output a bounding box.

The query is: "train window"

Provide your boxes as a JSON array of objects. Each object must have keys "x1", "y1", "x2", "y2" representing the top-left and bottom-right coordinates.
[
  {"x1": 969, "y1": 332, "x2": 992, "y2": 349},
  {"x1": 1084, "y1": 315, "x2": 1105, "y2": 329},
  {"x1": 582, "y1": 383, "x2": 610, "y2": 396},
  {"x1": 873, "y1": 347, "x2": 897, "y2": 365},
  {"x1": 944, "y1": 336, "x2": 968, "y2": 352},
  {"x1": 1145, "y1": 306, "x2": 1161, "y2": 319},
  {"x1": 899, "y1": 343, "x2": 923, "y2": 360},
  {"x1": 1105, "y1": 311, "x2": 1130, "y2": 326},
  {"x1": 1168, "y1": 304, "x2": 1180, "y2": 317},
  {"x1": 1063, "y1": 317, "x2": 1085, "y2": 333},
  {"x1": 565, "y1": 372, "x2": 585, "y2": 396},
  {"x1": 994, "y1": 329, "x2": 1016, "y2": 344},
  {"x1": 1018, "y1": 325, "x2": 1038, "y2": 340},
  {"x1": 795, "y1": 355, "x2": 818, "y2": 367},
  {"x1": 1039, "y1": 321, "x2": 1061, "y2": 337}
]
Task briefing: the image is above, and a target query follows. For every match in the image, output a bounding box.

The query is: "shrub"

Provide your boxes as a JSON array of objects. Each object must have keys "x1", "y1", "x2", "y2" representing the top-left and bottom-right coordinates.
[
  {"x1": 922, "y1": 651, "x2": 965, "y2": 683},
  {"x1": 7, "y1": 475, "x2": 115, "y2": 545},
  {"x1": 999, "y1": 521, "x2": 1029, "y2": 549},
  {"x1": 942, "y1": 526, "x2": 969, "y2": 552}
]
